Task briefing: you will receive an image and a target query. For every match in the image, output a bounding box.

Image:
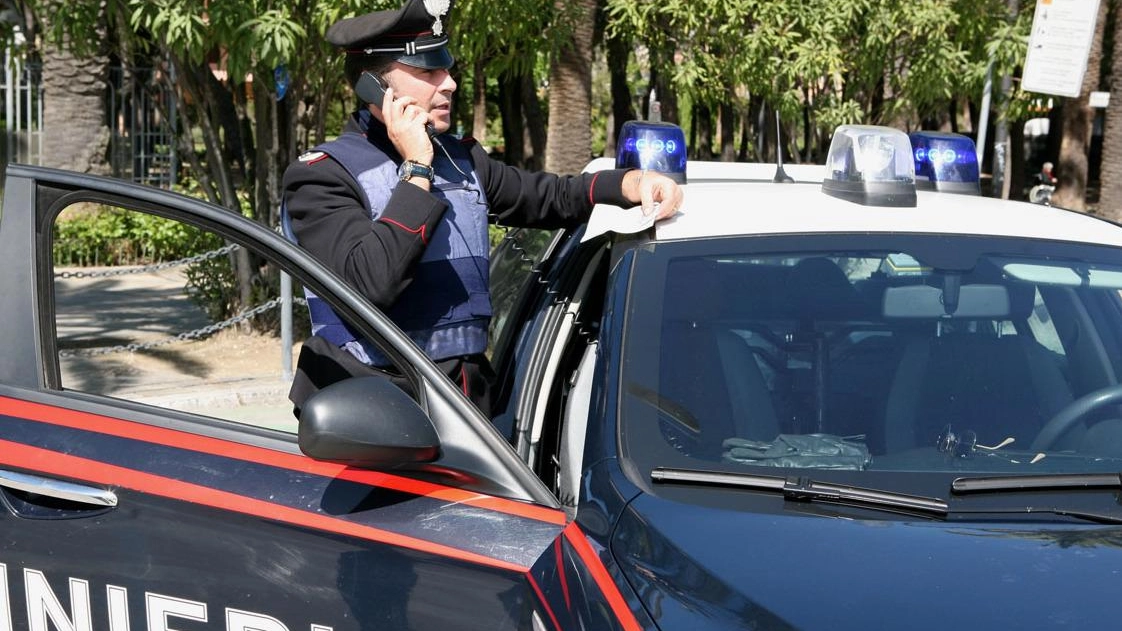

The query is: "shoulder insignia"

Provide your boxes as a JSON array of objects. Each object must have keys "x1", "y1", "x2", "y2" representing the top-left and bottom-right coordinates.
[{"x1": 298, "y1": 151, "x2": 328, "y2": 164}]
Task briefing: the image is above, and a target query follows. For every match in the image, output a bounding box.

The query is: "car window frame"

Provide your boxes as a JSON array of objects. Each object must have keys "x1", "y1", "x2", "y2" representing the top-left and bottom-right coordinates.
[{"x1": 4, "y1": 163, "x2": 558, "y2": 506}]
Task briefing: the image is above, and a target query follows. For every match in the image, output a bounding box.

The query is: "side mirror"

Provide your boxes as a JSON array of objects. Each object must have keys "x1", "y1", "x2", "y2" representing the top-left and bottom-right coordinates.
[{"x1": 298, "y1": 376, "x2": 441, "y2": 468}]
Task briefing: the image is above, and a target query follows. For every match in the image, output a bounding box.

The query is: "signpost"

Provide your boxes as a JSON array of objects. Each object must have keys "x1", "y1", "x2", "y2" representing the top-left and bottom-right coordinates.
[{"x1": 1022, "y1": 0, "x2": 1101, "y2": 98}]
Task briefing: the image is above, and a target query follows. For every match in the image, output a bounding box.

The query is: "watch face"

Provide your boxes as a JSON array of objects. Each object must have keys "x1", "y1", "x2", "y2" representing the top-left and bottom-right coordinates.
[{"x1": 399, "y1": 161, "x2": 434, "y2": 181}]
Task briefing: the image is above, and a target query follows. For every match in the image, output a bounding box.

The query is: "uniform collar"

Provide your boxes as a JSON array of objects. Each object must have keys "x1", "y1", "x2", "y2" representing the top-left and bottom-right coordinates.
[{"x1": 351, "y1": 109, "x2": 398, "y2": 158}]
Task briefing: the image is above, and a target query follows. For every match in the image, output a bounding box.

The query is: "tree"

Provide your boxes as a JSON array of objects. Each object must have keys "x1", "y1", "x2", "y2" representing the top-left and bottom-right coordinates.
[
  {"x1": 544, "y1": 0, "x2": 597, "y2": 174},
  {"x1": 1051, "y1": 0, "x2": 1109, "y2": 211},
  {"x1": 37, "y1": 0, "x2": 111, "y2": 174},
  {"x1": 1100, "y1": 2, "x2": 1122, "y2": 221}
]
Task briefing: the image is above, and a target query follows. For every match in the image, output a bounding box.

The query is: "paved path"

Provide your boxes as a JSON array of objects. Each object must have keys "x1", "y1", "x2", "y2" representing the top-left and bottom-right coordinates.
[{"x1": 54, "y1": 265, "x2": 299, "y2": 431}]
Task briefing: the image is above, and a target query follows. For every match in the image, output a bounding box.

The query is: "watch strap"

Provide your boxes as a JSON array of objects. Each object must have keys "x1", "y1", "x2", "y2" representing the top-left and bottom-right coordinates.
[{"x1": 399, "y1": 160, "x2": 434, "y2": 182}]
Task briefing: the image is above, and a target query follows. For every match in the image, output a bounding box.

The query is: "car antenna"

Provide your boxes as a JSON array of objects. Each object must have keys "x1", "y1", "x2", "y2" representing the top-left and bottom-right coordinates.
[{"x1": 773, "y1": 112, "x2": 794, "y2": 183}]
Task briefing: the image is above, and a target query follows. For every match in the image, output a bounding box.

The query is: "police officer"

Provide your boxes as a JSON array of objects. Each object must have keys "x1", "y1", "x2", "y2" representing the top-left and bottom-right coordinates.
[{"x1": 282, "y1": 0, "x2": 681, "y2": 415}]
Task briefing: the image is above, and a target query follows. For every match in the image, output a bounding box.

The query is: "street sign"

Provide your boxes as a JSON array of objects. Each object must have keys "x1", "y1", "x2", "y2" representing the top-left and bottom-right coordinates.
[{"x1": 1022, "y1": 0, "x2": 1101, "y2": 98}]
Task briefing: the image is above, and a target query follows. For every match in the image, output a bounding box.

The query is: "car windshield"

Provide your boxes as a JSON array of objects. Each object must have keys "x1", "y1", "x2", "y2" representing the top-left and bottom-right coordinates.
[{"x1": 618, "y1": 233, "x2": 1122, "y2": 481}]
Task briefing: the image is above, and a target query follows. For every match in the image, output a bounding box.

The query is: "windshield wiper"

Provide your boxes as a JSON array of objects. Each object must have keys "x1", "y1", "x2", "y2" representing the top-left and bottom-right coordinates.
[
  {"x1": 951, "y1": 473, "x2": 1122, "y2": 494},
  {"x1": 948, "y1": 473, "x2": 1122, "y2": 524},
  {"x1": 651, "y1": 467, "x2": 949, "y2": 517}
]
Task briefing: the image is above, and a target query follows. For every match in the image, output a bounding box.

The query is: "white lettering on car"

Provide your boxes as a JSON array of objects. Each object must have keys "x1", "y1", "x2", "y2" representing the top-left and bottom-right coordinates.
[
  {"x1": 108, "y1": 585, "x2": 129, "y2": 631},
  {"x1": 0, "y1": 563, "x2": 332, "y2": 631},
  {"x1": 25, "y1": 569, "x2": 92, "y2": 631},
  {"x1": 0, "y1": 563, "x2": 11, "y2": 631},
  {"x1": 226, "y1": 608, "x2": 290, "y2": 631},
  {"x1": 147, "y1": 593, "x2": 207, "y2": 631}
]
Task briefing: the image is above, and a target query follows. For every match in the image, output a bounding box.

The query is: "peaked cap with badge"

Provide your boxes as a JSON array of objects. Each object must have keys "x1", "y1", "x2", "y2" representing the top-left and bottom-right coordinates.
[{"x1": 326, "y1": 0, "x2": 454, "y2": 70}]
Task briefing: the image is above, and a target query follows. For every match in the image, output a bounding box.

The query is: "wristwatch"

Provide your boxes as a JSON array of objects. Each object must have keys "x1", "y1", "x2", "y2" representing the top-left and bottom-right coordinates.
[{"x1": 398, "y1": 160, "x2": 435, "y2": 182}]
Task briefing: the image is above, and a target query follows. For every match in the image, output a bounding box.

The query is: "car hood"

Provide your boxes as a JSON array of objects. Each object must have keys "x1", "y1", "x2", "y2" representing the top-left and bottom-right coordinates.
[{"x1": 611, "y1": 492, "x2": 1122, "y2": 630}]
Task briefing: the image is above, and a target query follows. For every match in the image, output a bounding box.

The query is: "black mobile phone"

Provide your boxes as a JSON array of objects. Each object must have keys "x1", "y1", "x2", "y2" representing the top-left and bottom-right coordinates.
[
  {"x1": 355, "y1": 71, "x2": 389, "y2": 109},
  {"x1": 355, "y1": 71, "x2": 438, "y2": 139}
]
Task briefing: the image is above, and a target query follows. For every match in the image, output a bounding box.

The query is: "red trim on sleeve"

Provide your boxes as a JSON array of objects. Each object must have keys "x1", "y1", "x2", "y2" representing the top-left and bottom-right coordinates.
[
  {"x1": 379, "y1": 217, "x2": 428, "y2": 244},
  {"x1": 460, "y1": 365, "x2": 470, "y2": 397},
  {"x1": 588, "y1": 172, "x2": 601, "y2": 206}
]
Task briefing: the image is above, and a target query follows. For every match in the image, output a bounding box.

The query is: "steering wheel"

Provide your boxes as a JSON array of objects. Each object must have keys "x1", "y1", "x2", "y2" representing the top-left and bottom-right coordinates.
[{"x1": 1030, "y1": 384, "x2": 1122, "y2": 452}]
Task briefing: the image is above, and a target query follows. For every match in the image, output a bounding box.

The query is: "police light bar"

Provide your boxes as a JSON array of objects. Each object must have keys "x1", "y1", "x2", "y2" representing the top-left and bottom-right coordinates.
[
  {"x1": 908, "y1": 131, "x2": 981, "y2": 195},
  {"x1": 822, "y1": 125, "x2": 916, "y2": 207},
  {"x1": 616, "y1": 120, "x2": 688, "y2": 183}
]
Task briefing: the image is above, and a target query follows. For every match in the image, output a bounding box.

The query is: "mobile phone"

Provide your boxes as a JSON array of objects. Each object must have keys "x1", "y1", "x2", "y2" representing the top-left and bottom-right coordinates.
[
  {"x1": 355, "y1": 71, "x2": 389, "y2": 109},
  {"x1": 356, "y1": 71, "x2": 438, "y2": 139}
]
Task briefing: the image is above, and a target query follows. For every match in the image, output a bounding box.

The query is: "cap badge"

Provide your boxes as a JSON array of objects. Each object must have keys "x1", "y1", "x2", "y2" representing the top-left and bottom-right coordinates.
[{"x1": 424, "y1": 0, "x2": 450, "y2": 36}]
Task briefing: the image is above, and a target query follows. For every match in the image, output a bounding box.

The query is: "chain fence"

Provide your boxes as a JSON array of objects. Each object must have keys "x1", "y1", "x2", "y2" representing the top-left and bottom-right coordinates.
[
  {"x1": 53, "y1": 243, "x2": 241, "y2": 280},
  {"x1": 56, "y1": 243, "x2": 306, "y2": 358}
]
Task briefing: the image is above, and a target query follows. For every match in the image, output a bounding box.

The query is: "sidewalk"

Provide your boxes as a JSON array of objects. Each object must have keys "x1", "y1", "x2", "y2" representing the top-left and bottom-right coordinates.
[{"x1": 55, "y1": 265, "x2": 300, "y2": 431}]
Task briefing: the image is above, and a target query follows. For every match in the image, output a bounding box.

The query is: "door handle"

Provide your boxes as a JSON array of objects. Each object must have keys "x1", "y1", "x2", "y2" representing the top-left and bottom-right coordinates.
[{"x1": 0, "y1": 468, "x2": 117, "y2": 507}]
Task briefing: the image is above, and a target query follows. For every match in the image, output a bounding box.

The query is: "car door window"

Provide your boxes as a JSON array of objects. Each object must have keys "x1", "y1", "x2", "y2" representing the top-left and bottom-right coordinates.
[{"x1": 51, "y1": 199, "x2": 301, "y2": 431}]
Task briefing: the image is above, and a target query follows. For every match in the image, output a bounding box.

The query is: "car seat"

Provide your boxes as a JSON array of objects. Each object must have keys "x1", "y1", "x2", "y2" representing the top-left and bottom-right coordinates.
[
  {"x1": 884, "y1": 329, "x2": 1074, "y2": 452},
  {"x1": 659, "y1": 260, "x2": 781, "y2": 456}
]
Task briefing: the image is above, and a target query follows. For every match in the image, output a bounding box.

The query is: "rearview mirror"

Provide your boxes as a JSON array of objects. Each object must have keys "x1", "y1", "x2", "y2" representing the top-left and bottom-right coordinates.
[
  {"x1": 883, "y1": 284, "x2": 1010, "y2": 319},
  {"x1": 298, "y1": 376, "x2": 441, "y2": 468}
]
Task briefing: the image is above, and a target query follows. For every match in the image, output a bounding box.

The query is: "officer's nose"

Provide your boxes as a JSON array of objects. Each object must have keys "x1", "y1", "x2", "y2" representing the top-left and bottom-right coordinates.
[{"x1": 437, "y1": 69, "x2": 457, "y2": 93}]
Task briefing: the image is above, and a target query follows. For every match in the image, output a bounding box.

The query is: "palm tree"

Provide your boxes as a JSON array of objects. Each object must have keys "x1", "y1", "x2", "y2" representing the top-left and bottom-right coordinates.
[
  {"x1": 38, "y1": 6, "x2": 110, "y2": 174},
  {"x1": 1099, "y1": 3, "x2": 1122, "y2": 222},
  {"x1": 544, "y1": 0, "x2": 597, "y2": 175}
]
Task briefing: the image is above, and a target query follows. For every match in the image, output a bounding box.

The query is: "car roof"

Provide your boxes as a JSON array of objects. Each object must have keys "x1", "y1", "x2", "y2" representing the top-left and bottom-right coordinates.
[{"x1": 584, "y1": 158, "x2": 1122, "y2": 248}]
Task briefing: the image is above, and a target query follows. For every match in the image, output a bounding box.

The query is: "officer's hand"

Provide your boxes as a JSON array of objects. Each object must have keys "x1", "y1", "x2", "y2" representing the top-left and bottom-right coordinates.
[
  {"x1": 624, "y1": 169, "x2": 683, "y2": 220},
  {"x1": 382, "y1": 87, "x2": 435, "y2": 167}
]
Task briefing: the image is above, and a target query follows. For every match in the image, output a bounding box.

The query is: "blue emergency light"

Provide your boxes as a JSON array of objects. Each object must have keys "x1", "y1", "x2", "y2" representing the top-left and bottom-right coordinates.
[
  {"x1": 822, "y1": 125, "x2": 917, "y2": 207},
  {"x1": 908, "y1": 131, "x2": 981, "y2": 195},
  {"x1": 616, "y1": 121, "x2": 688, "y2": 183}
]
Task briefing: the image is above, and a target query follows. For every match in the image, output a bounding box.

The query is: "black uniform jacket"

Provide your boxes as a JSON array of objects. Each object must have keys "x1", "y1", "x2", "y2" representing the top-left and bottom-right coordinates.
[{"x1": 282, "y1": 115, "x2": 633, "y2": 312}]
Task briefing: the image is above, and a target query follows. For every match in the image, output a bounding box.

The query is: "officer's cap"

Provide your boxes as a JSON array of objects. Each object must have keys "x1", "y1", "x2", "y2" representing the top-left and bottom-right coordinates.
[{"x1": 326, "y1": 0, "x2": 454, "y2": 70}]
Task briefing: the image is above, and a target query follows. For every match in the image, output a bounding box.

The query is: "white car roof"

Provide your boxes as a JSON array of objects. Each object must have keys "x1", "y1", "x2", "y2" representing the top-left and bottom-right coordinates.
[{"x1": 584, "y1": 158, "x2": 1122, "y2": 248}]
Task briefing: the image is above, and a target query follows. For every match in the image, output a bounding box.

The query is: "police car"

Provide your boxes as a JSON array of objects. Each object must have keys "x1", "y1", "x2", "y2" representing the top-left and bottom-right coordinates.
[{"x1": 2, "y1": 121, "x2": 1122, "y2": 631}]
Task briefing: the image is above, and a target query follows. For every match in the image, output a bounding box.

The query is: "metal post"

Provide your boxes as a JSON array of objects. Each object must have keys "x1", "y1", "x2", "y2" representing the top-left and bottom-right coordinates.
[
  {"x1": 977, "y1": 60, "x2": 993, "y2": 166},
  {"x1": 5, "y1": 47, "x2": 13, "y2": 164},
  {"x1": 169, "y1": 58, "x2": 178, "y2": 186},
  {"x1": 34, "y1": 64, "x2": 42, "y2": 164},
  {"x1": 13, "y1": 53, "x2": 20, "y2": 160},
  {"x1": 280, "y1": 270, "x2": 293, "y2": 381}
]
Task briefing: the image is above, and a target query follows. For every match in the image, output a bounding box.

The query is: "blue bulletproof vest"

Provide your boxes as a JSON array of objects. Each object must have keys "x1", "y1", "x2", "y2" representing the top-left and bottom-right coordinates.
[{"x1": 283, "y1": 131, "x2": 492, "y2": 367}]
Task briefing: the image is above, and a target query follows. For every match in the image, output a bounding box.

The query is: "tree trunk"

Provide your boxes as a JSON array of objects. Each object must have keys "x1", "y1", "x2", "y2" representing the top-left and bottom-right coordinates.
[
  {"x1": 498, "y1": 69, "x2": 525, "y2": 167},
  {"x1": 1052, "y1": 0, "x2": 1108, "y2": 211},
  {"x1": 719, "y1": 102, "x2": 736, "y2": 161},
  {"x1": 606, "y1": 30, "x2": 634, "y2": 156},
  {"x1": 545, "y1": 0, "x2": 596, "y2": 175},
  {"x1": 694, "y1": 103, "x2": 713, "y2": 160},
  {"x1": 39, "y1": 8, "x2": 110, "y2": 174},
  {"x1": 1099, "y1": 0, "x2": 1122, "y2": 221},
  {"x1": 521, "y1": 73, "x2": 545, "y2": 171}
]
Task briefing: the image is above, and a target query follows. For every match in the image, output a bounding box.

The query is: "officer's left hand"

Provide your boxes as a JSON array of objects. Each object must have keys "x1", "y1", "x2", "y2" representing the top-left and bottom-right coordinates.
[{"x1": 623, "y1": 169, "x2": 682, "y2": 221}]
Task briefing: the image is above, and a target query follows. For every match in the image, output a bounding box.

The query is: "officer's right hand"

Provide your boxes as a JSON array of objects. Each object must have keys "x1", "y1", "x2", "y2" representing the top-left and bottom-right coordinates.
[{"x1": 382, "y1": 86, "x2": 435, "y2": 170}]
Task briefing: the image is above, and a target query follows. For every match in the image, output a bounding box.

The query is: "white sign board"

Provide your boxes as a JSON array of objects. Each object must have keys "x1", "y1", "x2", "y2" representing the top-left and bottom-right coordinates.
[{"x1": 1022, "y1": 0, "x2": 1101, "y2": 98}]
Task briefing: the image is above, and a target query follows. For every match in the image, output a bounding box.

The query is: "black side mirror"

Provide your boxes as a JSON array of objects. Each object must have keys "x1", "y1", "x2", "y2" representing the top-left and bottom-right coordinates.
[{"x1": 298, "y1": 376, "x2": 440, "y2": 468}]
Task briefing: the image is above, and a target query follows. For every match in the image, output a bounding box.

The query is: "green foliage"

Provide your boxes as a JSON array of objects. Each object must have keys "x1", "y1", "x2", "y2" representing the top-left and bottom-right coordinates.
[
  {"x1": 607, "y1": 0, "x2": 1027, "y2": 152},
  {"x1": 53, "y1": 207, "x2": 223, "y2": 267},
  {"x1": 183, "y1": 252, "x2": 236, "y2": 322}
]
